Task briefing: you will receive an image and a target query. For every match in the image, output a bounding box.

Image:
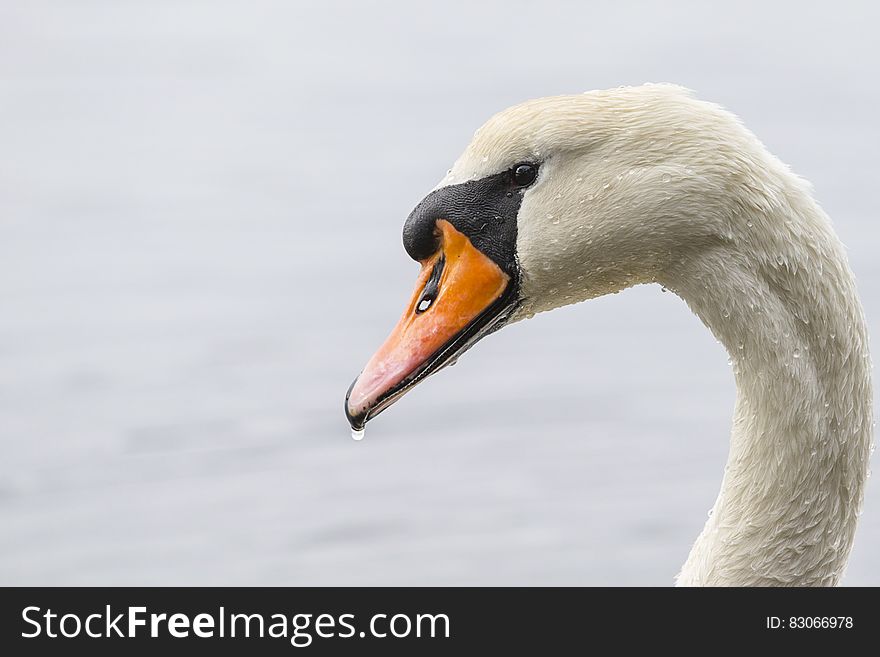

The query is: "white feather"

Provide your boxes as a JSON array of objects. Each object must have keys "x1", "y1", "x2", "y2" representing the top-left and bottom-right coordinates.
[{"x1": 445, "y1": 84, "x2": 873, "y2": 586}]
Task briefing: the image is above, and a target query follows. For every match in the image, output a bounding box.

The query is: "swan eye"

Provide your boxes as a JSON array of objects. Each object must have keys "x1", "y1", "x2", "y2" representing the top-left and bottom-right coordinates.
[{"x1": 512, "y1": 163, "x2": 538, "y2": 187}]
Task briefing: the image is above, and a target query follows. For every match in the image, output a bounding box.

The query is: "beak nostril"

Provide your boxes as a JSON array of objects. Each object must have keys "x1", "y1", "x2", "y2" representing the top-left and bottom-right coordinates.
[{"x1": 415, "y1": 255, "x2": 445, "y2": 315}]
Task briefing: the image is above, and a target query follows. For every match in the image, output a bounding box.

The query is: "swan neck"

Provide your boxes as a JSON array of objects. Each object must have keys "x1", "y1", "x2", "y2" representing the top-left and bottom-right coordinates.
[{"x1": 663, "y1": 206, "x2": 872, "y2": 586}]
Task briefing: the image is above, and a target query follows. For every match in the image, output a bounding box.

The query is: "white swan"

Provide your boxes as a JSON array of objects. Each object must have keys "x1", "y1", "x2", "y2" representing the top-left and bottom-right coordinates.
[{"x1": 345, "y1": 84, "x2": 873, "y2": 586}]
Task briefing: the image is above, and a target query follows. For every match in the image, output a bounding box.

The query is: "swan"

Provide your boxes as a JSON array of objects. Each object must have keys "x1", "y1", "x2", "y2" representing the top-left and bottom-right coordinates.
[{"x1": 344, "y1": 84, "x2": 873, "y2": 586}]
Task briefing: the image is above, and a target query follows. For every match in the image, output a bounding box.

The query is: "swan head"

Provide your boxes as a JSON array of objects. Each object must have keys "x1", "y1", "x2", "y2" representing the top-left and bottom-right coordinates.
[{"x1": 346, "y1": 84, "x2": 754, "y2": 430}]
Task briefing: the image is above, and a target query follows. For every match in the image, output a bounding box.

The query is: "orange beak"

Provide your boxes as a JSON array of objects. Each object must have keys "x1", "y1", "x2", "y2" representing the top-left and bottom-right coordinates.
[{"x1": 346, "y1": 220, "x2": 513, "y2": 430}]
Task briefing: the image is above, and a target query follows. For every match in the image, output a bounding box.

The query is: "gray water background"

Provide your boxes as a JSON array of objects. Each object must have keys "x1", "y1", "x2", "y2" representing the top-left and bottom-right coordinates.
[{"x1": 1, "y1": 0, "x2": 878, "y2": 585}]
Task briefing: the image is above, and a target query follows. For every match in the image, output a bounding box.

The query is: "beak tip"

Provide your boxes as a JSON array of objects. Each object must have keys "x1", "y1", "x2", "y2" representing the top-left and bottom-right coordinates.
[{"x1": 344, "y1": 376, "x2": 368, "y2": 431}]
